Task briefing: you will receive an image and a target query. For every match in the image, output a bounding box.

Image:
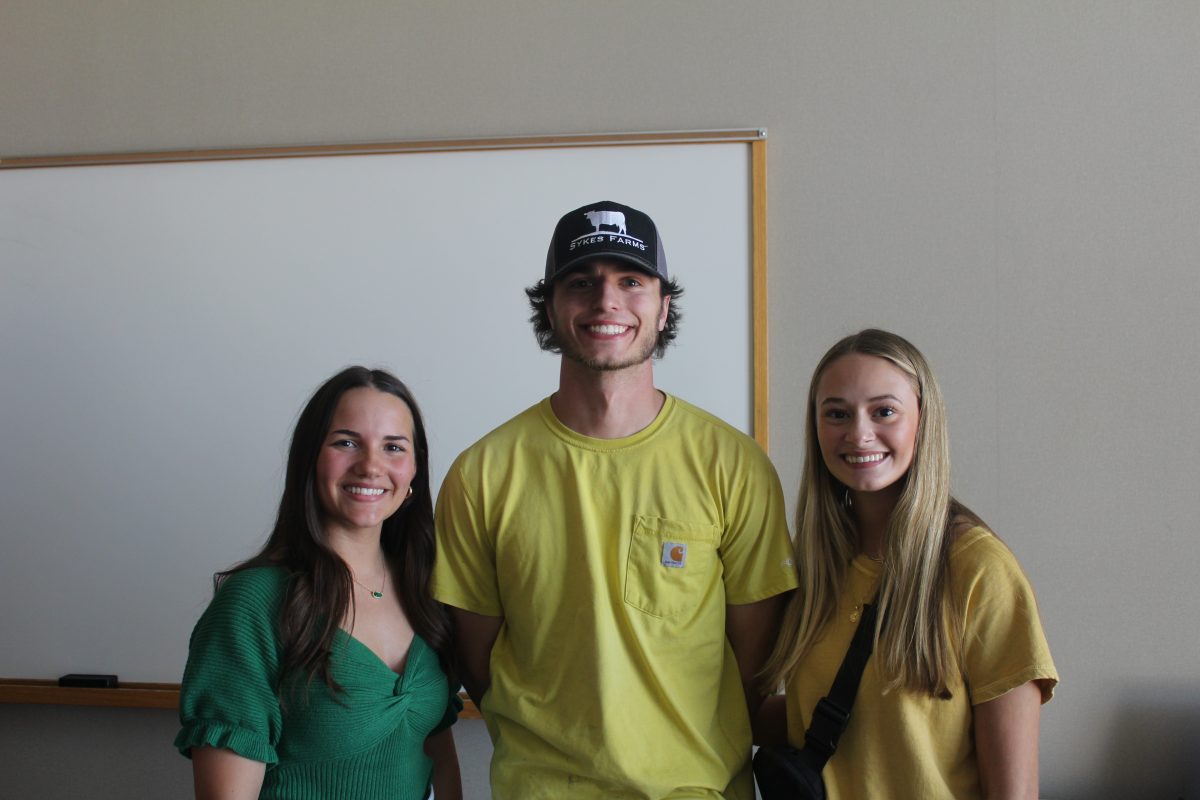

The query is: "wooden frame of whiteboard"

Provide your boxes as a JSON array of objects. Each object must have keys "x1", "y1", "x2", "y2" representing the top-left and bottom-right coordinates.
[{"x1": 0, "y1": 128, "x2": 768, "y2": 709}]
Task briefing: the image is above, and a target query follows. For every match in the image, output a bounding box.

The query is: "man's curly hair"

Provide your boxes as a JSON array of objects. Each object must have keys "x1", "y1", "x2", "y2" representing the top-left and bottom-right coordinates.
[{"x1": 525, "y1": 275, "x2": 685, "y2": 358}]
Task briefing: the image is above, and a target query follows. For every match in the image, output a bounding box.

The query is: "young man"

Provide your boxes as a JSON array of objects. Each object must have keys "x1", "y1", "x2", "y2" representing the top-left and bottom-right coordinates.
[{"x1": 434, "y1": 200, "x2": 797, "y2": 799}]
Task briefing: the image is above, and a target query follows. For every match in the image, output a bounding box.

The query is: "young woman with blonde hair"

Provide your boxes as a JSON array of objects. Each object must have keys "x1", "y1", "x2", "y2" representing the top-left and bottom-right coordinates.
[{"x1": 759, "y1": 329, "x2": 1057, "y2": 799}]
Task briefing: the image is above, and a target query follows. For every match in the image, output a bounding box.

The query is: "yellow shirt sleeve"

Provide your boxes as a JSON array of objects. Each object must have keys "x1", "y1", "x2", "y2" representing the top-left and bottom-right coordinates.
[
  {"x1": 433, "y1": 453, "x2": 503, "y2": 617},
  {"x1": 954, "y1": 529, "x2": 1059, "y2": 705}
]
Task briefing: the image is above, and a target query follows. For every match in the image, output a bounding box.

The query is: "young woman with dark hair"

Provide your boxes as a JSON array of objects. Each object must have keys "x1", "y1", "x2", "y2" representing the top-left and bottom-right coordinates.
[{"x1": 176, "y1": 367, "x2": 461, "y2": 800}]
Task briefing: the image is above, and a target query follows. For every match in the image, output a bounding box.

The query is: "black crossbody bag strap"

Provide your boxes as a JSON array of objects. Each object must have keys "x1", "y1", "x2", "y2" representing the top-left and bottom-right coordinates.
[{"x1": 800, "y1": 601, "x2": 879, "y2": 770}]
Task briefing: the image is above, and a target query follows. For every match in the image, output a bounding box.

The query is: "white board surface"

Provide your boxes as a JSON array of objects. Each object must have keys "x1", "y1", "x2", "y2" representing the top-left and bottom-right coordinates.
[{"x1": 0, "y1": 140, "x2": 755, "y2": 682}]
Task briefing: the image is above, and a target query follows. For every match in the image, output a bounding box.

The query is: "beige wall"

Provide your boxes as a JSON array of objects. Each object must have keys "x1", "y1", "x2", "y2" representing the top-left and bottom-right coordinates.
[{"x1": 3, "y1": 3, "x2": 1198, "y2": 798}]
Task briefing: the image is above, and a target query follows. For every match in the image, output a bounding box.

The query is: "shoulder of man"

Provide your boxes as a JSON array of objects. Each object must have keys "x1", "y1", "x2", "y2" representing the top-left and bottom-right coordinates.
[
  {"x1": 461, "y1": 399, "x2": 546, "y2": 449},
  {"x1": 667, "y1": 395, "x2": 773, "y2": 459}
]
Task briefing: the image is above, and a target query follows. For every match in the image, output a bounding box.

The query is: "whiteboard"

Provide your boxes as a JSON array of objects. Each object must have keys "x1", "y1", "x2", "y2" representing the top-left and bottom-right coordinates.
[{"x1": 0, "y1": 135, "x2": 761, "y2": 682}]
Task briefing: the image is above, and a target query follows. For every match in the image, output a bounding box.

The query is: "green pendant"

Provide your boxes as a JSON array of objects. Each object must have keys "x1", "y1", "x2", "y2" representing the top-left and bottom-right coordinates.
[{"x1": 370, "y1": 590, "x2": 383, "y2": 599}]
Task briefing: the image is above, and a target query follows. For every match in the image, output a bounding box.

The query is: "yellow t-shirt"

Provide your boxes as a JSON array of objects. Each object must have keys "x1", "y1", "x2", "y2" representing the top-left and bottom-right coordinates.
[
  {"x1": 435, "y1": 396, "x2": 797, "y2": 799},
  {"x1": 784, "y1": 527, "x2": 1058, "y2": 799}
]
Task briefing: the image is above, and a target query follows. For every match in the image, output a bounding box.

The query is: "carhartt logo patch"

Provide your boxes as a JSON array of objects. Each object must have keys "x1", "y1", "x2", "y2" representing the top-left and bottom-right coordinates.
[{"x1": 662, "y1": 541, "x2": 687, "y2": 568}]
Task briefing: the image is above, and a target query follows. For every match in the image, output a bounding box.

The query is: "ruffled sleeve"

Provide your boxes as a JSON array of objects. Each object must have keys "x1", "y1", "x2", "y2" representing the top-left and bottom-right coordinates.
[{"x1": 174, "y1": 567, "x2": 287, "y2": 764}]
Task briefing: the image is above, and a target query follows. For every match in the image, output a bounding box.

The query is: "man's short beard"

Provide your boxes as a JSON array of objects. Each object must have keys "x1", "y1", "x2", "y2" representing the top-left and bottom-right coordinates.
[{"x1": 559, "y1": 335, "x2": 658, "y2": 372}]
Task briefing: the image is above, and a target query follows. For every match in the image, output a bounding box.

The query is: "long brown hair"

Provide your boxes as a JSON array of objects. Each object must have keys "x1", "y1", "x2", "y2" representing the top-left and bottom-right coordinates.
[
  {"x1": 765, "y1": 329, "x2": 982, "y2": 697},
  {"x1": 217, "y1": 367, "x2": 453, "y2": 696}
]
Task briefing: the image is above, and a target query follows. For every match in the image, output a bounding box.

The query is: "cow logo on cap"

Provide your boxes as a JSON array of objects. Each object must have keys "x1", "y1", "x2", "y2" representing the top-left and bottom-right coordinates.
[{"x1": 584, "y1": 209, "x2": 627, "y2": 236}]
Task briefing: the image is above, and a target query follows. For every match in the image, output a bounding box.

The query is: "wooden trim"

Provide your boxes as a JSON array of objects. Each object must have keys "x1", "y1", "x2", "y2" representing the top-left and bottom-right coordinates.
[
  {"x1": 0, "y1": 679, "x2": 179, "y2": 710},
  {"x1": 458, "y1": 694, "x2": 482, "y2": 720},
  {"x1": 0, "y1": 679, "x2": 484, "y2": 718},
  {"x1": 0, "y1": 129, "x2": 766, "y2": 170},
  {"x1": 751, "y1": 137, "x2": 769, "y2": 452}
]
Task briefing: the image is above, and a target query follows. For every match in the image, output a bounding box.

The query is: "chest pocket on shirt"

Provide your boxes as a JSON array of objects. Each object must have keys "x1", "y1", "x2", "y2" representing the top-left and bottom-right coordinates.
[{"x1": 624, "y1": 516, "x2": 721, "y2": 619}]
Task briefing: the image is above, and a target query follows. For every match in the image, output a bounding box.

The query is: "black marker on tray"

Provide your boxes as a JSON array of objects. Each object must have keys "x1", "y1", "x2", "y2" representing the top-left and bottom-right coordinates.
[{"x1": 58, "y1": 674, "x2": 118, "y2": 688}]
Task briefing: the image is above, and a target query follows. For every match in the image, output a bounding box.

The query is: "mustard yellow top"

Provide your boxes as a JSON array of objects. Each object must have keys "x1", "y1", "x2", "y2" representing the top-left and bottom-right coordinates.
[{"x1": 785, "y1": 527, "x2": 1058, "y2": 799}]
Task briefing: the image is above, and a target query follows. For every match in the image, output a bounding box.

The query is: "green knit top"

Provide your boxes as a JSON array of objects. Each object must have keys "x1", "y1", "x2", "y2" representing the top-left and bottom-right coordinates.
[{"x1": 175, "y1": 566, "x2": 459, "y2": 800}]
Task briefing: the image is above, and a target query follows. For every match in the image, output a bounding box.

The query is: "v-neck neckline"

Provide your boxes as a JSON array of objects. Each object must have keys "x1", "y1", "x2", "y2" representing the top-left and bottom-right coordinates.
[{"x1": 337, "y1": 627, "x2": 422, "y2": 679}]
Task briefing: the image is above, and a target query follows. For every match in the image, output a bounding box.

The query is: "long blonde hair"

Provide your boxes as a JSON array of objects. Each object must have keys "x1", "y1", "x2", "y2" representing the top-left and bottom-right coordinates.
[{"x1": 765, "y1": 329, "x2": 980, "y2": 697}]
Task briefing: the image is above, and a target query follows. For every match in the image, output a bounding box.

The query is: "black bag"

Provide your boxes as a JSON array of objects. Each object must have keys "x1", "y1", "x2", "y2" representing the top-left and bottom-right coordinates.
[
  {"x1": 753, "y1": 602, "x2": 878, "y2": 800},
  {"x1": 752, "y1": 742, "x2": 825, "y2": 800}
]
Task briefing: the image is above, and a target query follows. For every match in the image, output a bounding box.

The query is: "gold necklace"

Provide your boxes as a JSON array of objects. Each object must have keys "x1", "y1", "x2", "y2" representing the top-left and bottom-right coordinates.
[
  {"x1": 850, "y1": 589, "x2": 879, "y2": 623},
  {"x1": 352, "y1": 570, "x2": 387, "y2": 599},
  {"x1": 851, "y1": 552, "x2": 883, "y2": 621}
]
